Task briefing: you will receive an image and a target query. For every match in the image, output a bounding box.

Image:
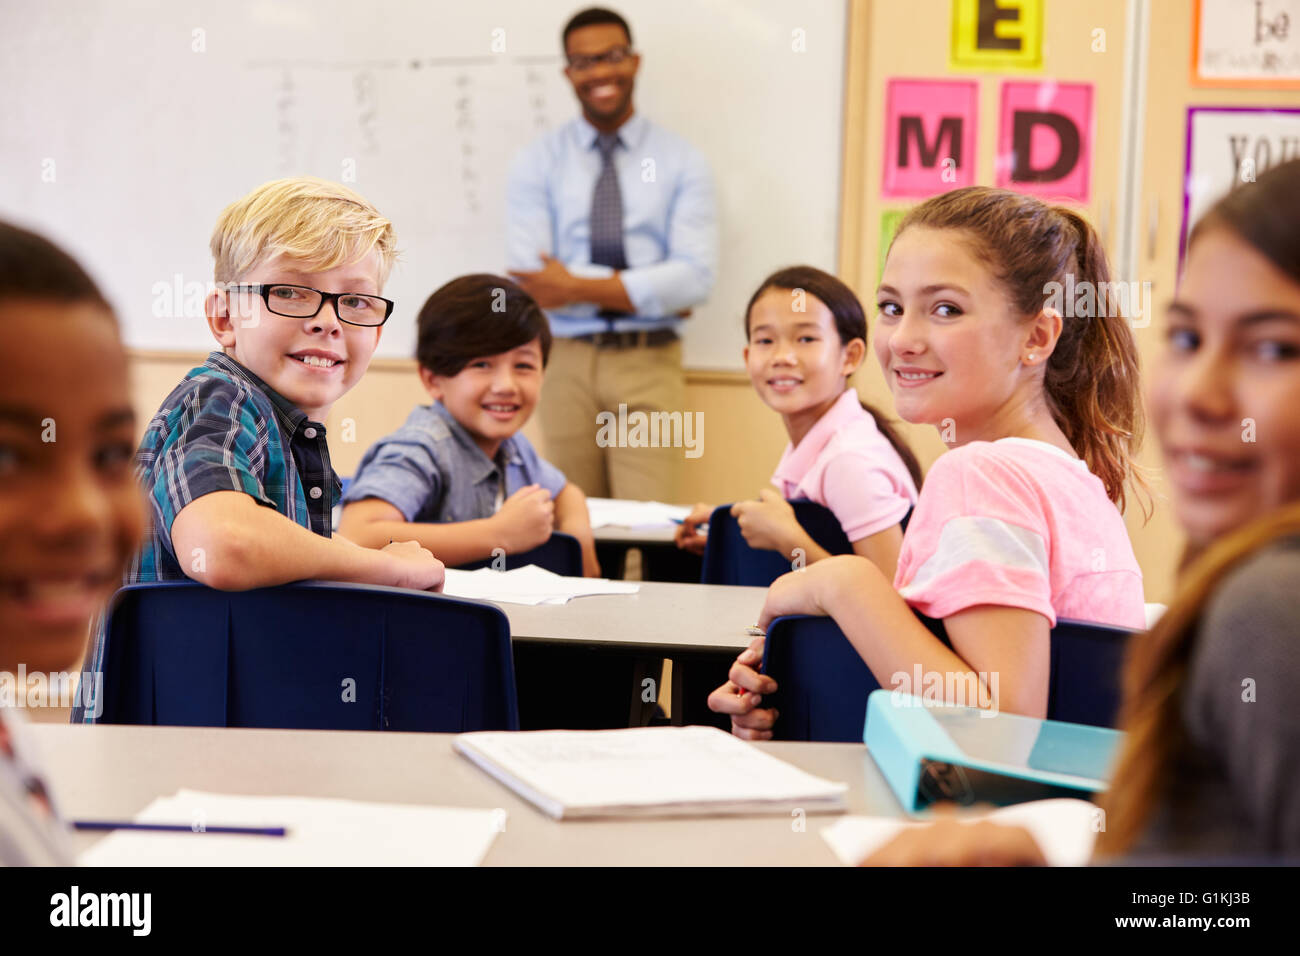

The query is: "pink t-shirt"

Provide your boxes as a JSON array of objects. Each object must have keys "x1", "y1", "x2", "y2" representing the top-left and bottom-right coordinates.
[
  {"x1": 771, "y1": 389, "x2": 919, "y2": 542},
  {"x1": 894, "y1": 438, "x2": 1145, "y2": 629}
]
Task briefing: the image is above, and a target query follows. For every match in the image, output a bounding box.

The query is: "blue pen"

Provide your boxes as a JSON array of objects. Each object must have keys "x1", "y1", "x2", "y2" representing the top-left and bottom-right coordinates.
[{"x1": 72, "y1": 820, "x2": 287, "y2": 836}]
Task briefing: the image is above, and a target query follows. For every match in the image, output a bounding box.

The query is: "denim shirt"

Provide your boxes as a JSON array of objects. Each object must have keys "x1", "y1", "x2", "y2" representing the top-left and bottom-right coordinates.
[{"x1": 342, "y1": 402, "x2": 566, "y2": 522}]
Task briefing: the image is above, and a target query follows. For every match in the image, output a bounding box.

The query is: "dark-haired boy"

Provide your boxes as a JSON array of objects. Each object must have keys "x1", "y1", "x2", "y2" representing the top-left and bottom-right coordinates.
[{"x1": 339, "y1": 274, "x2": 599, "y2": 575}]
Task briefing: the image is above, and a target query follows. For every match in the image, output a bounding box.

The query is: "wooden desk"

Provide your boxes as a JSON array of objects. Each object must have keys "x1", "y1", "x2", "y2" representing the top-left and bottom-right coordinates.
[{"x1": 34, "y1": 724, "x2": 903, "y2": 866}]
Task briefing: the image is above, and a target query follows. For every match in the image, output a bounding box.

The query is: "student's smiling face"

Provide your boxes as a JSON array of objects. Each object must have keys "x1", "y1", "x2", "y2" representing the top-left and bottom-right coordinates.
[
  {"x1": 207, "y1": 251, "x2": 385, "y2": 421},
  {"x1": 744, "y1": 288, "x2": 863, "y2": 419},
  {"x1": 420, "y1": 339, "x2": 544, "y2": 461},
  {"x1": 0, "y1": 300, "x2": 145, "y2": 674},
  {"x1": 874, "y1": 226, "x2": 1043, "y2": 442},
  {"x1": 1151, "y1": 226, "x2": 1300, "y2": 548}
]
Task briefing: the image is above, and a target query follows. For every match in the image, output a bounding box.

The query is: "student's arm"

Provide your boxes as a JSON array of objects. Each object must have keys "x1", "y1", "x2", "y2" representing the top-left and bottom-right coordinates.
[
  {"x1": 709, "y1": 557, "x2": 1050, "y2": 739},
  {"x1": 553, "y1": 482, "x2": 601, "y2": 577},
  {"x1": 339, "y1": 485, "x2": 556, "y2": 567},
  {"x1": 674, "y1": 502, "x2": 714, "y2": 554},
  {"x1": 728, "y1": 490, "x2": 903, "y2": 578},
  {"x1": 850, "y1": 526, "x2": 903, "y2": 582},
  {"x1": 862, "y1": 816, "x2": 1046, "y2": 867},
  {"x1": 170, "y1": 491, "x2": 444, "y2": 592}
]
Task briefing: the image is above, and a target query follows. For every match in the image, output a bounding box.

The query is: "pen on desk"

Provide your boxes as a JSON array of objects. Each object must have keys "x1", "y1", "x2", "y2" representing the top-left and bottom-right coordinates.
[{"x1": 71, "y1": 820, "x2": 288, "y2": 836}]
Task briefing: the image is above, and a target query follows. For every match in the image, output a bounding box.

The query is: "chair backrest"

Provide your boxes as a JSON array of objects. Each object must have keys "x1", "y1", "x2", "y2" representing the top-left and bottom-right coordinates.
[
  {"x1": 97, "y1": 580, "x2": 517, "y2": 732},
  {"x1": 1046, "y1": 618, "x2": 1135, "y2": 728},
  {"x1": 455, "y1": 531, "x2": 583, "y2": 576},
  {"x1": 761, "y1": 612, "x2": 1134, "y2": 742},
  {"x1": 700, "y1": 501, "x2": 860, "y2": 586}
]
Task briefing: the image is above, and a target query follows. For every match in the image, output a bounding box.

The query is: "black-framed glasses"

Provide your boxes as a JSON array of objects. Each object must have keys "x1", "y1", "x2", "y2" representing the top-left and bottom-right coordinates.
[
  {"x1": 566, "y1": 45, "x2": 634, "y2": 72},
  {"x1": 227, "y1": 284, "x2": 394, "y2": 327}
]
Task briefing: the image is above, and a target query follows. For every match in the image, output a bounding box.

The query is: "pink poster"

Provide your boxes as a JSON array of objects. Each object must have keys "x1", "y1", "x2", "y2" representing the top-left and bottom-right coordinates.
[
  {"x1": 882, "y1": 79, "x2": 978, "y2": 198},
  {"x1": 996, "y1": 81, "x2": 1094, "y2": 202}
]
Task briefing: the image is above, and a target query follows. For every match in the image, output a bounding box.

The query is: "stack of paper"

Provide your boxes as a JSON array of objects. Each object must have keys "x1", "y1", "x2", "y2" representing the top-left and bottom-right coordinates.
[
  {"x1": 586, "y1": 498, "x2": 692, "y2": 529},
  {"x1": 441, "y1": 566, "x2": 639, "y2": 606},
  {"x1": 820, "y1": 798, "x2": 1101, "y2": 867},
  {"x1": 455, "y1": 725, "x2": 849, "y2": 819},
  {"x1": 77, "y1": 790, "x2": 504, "y2": 866}
]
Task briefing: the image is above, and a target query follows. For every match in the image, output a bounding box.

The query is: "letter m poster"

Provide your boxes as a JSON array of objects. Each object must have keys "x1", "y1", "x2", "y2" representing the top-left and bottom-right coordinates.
[{"x1": 882, "y1": 79, "x2": 978, "y2": 198}]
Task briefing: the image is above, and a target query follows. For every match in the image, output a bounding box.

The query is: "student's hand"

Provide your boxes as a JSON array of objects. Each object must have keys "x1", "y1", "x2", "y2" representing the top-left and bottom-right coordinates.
[
  {"x1": 862, "y1": 816, "x2": 1047, "y2": 867},
  {"x1": 381, "y1": 539, "x2": 445, "y2": 592},
  {"x1": 707, "y1": 636, "x2": 779, "y2": 740},
  {"x1": 507, "y1": 254, "x2": 576, "y2": 310},
  {"x1": 757, "y1": 554, "x2": 875, "y2": 629},
  {"x1": 674, "y1": 502, "x2": 714, "y2": 554},
  {"x1": 493, "y1": 484, "x2": 555, "y2": 552},
  {"x1": 731, "y1": 490, "x2": 803, "y2": 557}
]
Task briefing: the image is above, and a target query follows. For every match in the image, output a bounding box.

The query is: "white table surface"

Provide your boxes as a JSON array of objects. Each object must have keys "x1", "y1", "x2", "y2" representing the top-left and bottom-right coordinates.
[
  {"x1": 34, "y1": 724, "x2": 904, "y2": 866},
  {"x1": 495, "y1": 580, "x2": 764, "y2": 653},
  {"x1": 592, "y1": 524, "x2": 679, "y2": 545}
]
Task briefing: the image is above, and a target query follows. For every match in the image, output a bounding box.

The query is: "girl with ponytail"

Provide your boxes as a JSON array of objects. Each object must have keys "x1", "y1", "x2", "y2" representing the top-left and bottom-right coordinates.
[
  {"x1": 865, "y1": 159, "x2": 1300, "y2": 863},
  {"x1": 675, "y1": 266, "x2": 920, "y2": 580},
  {"x1": 711, "y1": 186, "x2": 1148, "y2": 731}
]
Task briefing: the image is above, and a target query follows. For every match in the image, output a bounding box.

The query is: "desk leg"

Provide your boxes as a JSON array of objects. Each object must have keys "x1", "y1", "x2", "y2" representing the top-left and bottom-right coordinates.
[{"x1": 668, "y1": 650, "x2": 737, "y2": 731}]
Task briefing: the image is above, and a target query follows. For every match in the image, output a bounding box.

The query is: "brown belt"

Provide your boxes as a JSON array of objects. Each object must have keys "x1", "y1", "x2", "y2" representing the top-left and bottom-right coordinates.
[{"x1": 571, "y1": 329, "x2": 678, "y2": 349}]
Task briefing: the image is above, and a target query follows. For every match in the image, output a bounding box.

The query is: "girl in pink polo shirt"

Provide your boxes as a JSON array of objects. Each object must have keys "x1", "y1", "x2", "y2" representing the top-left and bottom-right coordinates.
[
  {"x1": 675, "y1": 266, "x2": 921, "y2": 579},
  {"x1": 711, "y1": 187, "x2": 1149, "y2": 729}
]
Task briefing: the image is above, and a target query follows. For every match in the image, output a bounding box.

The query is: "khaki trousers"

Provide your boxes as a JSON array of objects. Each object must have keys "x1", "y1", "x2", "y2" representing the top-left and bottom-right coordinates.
[{"x1": 539, "y1": 336, "x2": 686, "y2": 502}]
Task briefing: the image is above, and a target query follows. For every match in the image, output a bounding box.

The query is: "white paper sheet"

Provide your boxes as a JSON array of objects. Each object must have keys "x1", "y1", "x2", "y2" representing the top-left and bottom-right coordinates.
[
  {"x1": 455, "y1": 725, "x2": 848, "y2": 819},
  {"x1": 820, "y1": 798, "x2": 1100, "y2": 867},
  {"x1": 586, "y1": 498, "x2": 692, "y2": 529},
  {"x1": 77, "y1": 789, "x2": 503, "y2": 866},
  {"x1": 441, "y1": 566, "x2": 639, "y2": 606}
]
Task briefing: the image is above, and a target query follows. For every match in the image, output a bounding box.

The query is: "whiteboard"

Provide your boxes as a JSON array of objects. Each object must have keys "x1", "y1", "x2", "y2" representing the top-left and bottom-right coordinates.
[{"x1": 0, "y1": 0, "x2": 845, "y2": 370}]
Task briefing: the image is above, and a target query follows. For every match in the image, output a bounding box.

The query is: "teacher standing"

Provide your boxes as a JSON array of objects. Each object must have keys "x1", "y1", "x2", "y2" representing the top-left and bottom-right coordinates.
[{"x1": 507, "y1": 6, "x2": 718, "y2": 504}]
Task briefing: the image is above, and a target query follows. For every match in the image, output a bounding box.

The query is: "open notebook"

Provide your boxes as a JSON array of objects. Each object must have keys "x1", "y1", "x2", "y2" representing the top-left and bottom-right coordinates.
[{"x1": 454, "y1": 726, "x2": 849, "y2": 820}]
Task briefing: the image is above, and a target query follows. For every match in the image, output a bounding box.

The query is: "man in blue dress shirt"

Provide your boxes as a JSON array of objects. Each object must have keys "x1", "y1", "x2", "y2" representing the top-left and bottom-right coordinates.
[{"x1": 507, "y1": 6, "x2": 718, "y2": 505}]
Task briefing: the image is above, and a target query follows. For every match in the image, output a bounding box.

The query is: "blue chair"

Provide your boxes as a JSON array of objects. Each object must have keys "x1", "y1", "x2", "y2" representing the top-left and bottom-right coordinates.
[
  {"x1": 96, "y1": 580, "x2": 517, "y2": 732},
  {"x1": 455, "y1": 531, "x2": 583, "y2": 576},
  {"x1": 700, "y1": 501, "x2": 856, "y2": 586},
  {"x1": 760, "y1": 613, "x2": 1134, "y2": 741},
  {"x1": 1046, "y1": 618, "x2": 1135, "y2": 729}
]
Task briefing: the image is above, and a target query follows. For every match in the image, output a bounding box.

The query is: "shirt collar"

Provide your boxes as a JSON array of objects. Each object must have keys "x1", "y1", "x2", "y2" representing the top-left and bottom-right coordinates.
[
  {"x1": 772, "y1": 389, "x2": 868, "y2": 486},
  {"x1": 203, "y1": 351, "x2": 320, "y2": 438},
  {"x1": 427, "y1": 401, "x2": 523, "y2": 484},
  {"x1": 574, "y1": 112, "x2": 647, "y2": 152}
]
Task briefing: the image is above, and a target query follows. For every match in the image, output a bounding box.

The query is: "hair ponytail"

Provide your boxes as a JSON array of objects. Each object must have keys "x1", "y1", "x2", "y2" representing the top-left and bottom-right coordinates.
[
  {"x1": 745, "y1": 265, "x2": 923, "y2": 489},
  {"x1": 1047, "y1": 207, "x2": 1148, "y2": 515}
]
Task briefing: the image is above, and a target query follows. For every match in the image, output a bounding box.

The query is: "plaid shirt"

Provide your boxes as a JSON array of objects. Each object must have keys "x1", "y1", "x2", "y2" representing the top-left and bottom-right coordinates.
[{"x1": 74, "y1": 351, "x2": 340, "y2": 722}]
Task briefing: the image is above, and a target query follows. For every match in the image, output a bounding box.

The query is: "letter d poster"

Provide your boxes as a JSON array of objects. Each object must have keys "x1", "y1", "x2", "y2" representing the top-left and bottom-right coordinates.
[{"x1": 996, "y1": 80, "x2": 1093, "y2": 202}]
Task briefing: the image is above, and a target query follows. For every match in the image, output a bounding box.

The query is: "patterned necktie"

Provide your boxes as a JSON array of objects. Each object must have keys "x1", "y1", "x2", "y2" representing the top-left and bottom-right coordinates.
[{"x1": 590, "y1": 133, "x2": 627, "y2": 325}]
